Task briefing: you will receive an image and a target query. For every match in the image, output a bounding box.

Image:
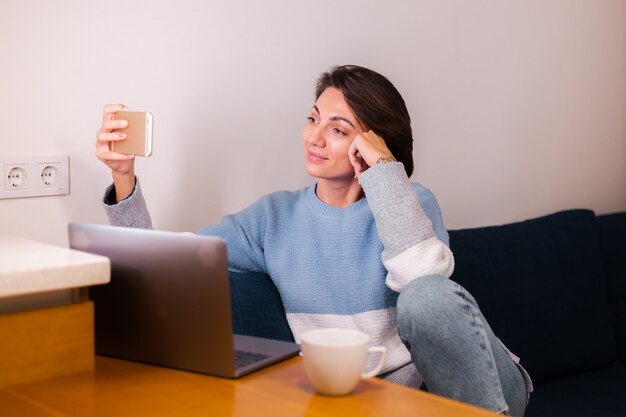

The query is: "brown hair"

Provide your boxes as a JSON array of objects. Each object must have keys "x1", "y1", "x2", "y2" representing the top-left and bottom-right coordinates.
[{"x1": 315, "y1": 65, "x2": 414, "y2": 177}]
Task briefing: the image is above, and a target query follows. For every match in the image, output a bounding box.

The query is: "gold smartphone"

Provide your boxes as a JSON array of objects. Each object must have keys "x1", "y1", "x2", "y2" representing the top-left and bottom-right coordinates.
[{"x1": 112, "y1": 111, "x2": 153, "y2": 157}]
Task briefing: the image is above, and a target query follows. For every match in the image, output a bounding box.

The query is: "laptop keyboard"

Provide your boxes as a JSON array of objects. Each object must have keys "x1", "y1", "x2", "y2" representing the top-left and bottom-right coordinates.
[{"x1": 234, "y1": 350, "x2": 271, "y2": 368}]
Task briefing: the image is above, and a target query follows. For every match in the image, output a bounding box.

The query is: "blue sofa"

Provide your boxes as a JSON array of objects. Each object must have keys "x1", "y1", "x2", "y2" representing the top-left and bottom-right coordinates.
[{"x1": 230, "y1": 209, "x2": 626, "y2": 416}]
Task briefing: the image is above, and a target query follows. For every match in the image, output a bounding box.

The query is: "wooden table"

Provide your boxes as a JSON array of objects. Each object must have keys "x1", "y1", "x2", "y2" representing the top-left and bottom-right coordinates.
[{"x1": 0, "y1": 356, "x2": 498, "y2": 416}]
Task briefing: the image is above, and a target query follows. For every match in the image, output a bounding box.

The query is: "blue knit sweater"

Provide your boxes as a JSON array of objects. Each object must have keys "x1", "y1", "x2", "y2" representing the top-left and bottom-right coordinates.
[{"x1": 104, "y1": 162, "x2": 454, "y2": 373}]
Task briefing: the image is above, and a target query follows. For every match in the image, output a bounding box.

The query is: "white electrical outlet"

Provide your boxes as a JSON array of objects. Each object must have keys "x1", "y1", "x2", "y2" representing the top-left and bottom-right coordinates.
[
  {"x1": 0, "y1": 155, "x2": 70, "y2": 199},
  {"x1": 5, "y1": 165, "x2": 28, "y2": 190},
  {"x1": 39, "y1": 162, "x2": 62, "y2": 188}
]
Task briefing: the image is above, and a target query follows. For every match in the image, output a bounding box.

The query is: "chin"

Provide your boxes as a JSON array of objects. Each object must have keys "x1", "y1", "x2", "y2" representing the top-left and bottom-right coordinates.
[
  {"x1": 304, "y1": 164, "x2": 322, "y2": 179},
  {"x1": 305, "y1": 166, "x2": 355, "y2": 182}
]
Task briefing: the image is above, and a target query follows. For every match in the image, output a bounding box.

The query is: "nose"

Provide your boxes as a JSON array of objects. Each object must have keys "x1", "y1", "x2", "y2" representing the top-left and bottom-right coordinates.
[{"x1": 305, "y1": 124, "x2": 325, "y2": 148}]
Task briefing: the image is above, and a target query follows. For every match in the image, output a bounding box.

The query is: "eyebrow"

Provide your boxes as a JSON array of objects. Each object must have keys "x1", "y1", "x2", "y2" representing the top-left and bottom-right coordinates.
[{"x1": 312, "y1": 105, "x2": 356, "y2": 129}]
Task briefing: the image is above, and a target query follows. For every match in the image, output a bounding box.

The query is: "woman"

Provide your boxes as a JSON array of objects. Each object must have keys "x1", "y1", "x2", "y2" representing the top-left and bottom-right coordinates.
[{"x1": 96, "y1": 65, "x2": 530, "y2": 416}]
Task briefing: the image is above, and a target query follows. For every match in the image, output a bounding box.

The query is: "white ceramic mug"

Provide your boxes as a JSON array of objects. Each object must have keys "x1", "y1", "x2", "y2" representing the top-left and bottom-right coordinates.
[{"x1": 300, "y1": 328, "x2": 386, "y2": 396}]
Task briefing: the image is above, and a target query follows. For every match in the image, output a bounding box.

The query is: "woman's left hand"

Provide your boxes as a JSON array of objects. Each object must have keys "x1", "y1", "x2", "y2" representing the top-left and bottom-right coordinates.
[{"x1": 348, "y1": 130, "x2": 395, "y2": 179}]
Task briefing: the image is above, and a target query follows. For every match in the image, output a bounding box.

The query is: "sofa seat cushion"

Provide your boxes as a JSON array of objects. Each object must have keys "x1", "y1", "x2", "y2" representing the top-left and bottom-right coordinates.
[
  {"x1": 448, "y1": 209, "x2": 617, "y2": 384},
  {"x1": 596, "y1": 212, "x2": 626, "y2": 365},
  {"x1": 524, "y1": 365, "x2": 626, "y2": 417}
]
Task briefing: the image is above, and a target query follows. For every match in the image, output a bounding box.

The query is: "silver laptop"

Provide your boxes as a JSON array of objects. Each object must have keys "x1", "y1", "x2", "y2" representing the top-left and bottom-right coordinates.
[{"x1": 68, "y1": 223, "x2": 299, "y2": 378}]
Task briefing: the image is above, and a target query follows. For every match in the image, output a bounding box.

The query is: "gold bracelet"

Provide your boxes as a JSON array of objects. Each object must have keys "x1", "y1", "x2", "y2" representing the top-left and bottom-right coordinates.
[{"x1": 375, "y1": 156, "x2": 397, "y2": 165}]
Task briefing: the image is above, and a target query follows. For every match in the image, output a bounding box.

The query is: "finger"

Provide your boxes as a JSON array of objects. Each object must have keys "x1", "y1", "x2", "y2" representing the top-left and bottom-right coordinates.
[
  {"x1": 96, "y1": 127, "x2": 126, "y2": 144},
  {"x1": 97, "y1": 131, "x2": 127, "y2": 142},
  {"x1": 101, "y1": 118, "x2": 129, "y2": 132},
  {"x1": 353, "y1": 157, "x2": 365, "y2": 179},
  {"x1": 102, "y1": 104, "x2": 130, "y2": 119},
  {"x1": 348, "y1": 141, "x2": 362, "y2": 172},
  {"x1": 102, "y1": 104, "x2": 131, "y2": 128},
  {"x1": 95, "y1": 139, "x2": 124, "y2": 155},
  {"x1": 96, "y1": 149, "x2": 135, "y2": 162},
  {"x1": 359, "y1": 156, "x2": 369, "y2": 172},
  {"x1": 364, "y1": 130, "x2": 383, "y2": 143},
  {"x1": 351, "y1": 153, "x2": 364, "y2": 177}
]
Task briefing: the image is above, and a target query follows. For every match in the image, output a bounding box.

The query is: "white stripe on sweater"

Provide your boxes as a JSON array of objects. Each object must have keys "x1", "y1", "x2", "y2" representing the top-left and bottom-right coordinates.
[
  {"x1": 384, "y1": 237, "x2": 455, "y2": 292},
  {"x1": 287, "y1": 308, "x2": 411, "y2": 374}
]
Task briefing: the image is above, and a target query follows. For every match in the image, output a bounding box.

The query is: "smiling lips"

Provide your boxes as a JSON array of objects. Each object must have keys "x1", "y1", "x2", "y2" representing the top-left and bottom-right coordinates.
[{"x1": 307, "y1": 150, "x2": 328, "y2": 163}]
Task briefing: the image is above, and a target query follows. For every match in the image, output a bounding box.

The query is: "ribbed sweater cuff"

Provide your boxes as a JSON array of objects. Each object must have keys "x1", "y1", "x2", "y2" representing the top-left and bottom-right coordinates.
[{"x1": 102, "y1": 177, "x2": 153, "y2": 229}]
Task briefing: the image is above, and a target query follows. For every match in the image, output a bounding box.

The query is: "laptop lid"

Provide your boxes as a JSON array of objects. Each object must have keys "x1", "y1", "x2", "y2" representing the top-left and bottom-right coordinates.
[{"x1": 68, "y1": 223, "x2": 299, "y2": 378}]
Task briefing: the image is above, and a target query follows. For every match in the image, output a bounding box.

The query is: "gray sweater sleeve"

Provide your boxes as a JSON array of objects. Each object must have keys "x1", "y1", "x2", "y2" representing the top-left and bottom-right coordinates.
[
  {"x1": 102, "y1": 177, "x2": 153, "y2": 229},
  {"x1": 359, "y1": 162, "x2": 454, "y2": 290},
  {"x1": 359, "y1": 162, "x2": 435, "y2": 260}
]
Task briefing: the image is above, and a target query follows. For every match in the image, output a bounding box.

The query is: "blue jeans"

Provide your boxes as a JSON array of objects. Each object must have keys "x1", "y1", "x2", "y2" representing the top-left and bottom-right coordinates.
[{"x1": 396, "y1": 275, "x2": 528, "y2": 416}]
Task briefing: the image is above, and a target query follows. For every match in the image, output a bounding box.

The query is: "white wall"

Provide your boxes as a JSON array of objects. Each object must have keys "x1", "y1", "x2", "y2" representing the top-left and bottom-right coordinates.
[{"x1": 1, "y1": 0, "x2": 625, "y2": 247}]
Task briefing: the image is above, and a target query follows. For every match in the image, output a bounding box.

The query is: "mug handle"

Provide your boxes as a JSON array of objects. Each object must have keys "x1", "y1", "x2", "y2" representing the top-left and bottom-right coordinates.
[{"x1": 361, "y1": 346, "x2": 386, "y2": 378}]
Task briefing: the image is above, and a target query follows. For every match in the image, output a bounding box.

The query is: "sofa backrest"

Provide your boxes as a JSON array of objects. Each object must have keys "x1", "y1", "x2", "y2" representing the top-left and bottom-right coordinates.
[
  {"x1": 596, "y1": 212, "x2": 626, "y2": 365},
  {"x1": 448, "y1": 209, "x2": 618, "y2": 384},
  {"x1": 229, "y1": 271, "x2": 294, "y2": 342}
]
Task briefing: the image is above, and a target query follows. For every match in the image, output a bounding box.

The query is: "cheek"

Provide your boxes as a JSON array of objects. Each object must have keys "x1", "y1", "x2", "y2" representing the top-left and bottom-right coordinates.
[{"x1": 329, "y1": 139, "x2": 352, "y2": 163}]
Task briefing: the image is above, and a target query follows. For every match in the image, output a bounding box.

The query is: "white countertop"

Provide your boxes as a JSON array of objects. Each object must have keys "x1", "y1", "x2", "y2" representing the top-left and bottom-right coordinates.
[{"x1": 0, "y1": 235, "x2": 110, "y2": 298}]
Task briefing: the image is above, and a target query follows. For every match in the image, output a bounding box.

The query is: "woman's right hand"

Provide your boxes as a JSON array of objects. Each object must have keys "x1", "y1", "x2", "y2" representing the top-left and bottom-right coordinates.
[{"x1": 96, "y1": 104, "x2": 137, "y2": 202}]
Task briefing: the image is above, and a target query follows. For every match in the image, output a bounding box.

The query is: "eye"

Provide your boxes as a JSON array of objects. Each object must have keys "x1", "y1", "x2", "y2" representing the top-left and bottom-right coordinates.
[
  {"x1": 307, "y1": 116, "x2": 318, "y2": 124},
  {"x1": 333, "y1": 128, "x2": 346, "y2": 137}
]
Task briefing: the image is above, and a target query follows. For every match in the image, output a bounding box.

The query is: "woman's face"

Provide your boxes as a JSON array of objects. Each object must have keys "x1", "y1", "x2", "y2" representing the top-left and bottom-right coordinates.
[{"x1": 302, "y1": 87, "x2": 365, "y2": 181}]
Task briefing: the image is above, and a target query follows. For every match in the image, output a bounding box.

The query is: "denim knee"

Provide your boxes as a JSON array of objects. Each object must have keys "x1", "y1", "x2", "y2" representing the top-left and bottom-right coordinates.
[{"x1": 396, "y1": 275, "x2": 462, "y2": 344}]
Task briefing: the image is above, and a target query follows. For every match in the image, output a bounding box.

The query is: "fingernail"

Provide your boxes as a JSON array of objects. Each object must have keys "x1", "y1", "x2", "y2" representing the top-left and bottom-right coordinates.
[
  {"x1": 121, "y1": 120, "x2": 128, "y2": 126},
  {"x1": 123, "y1": 107, "x2": 130, "y2": 111},
  {"x1": 117, "y1": 133, "x2": 126, "y2": 138}
]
